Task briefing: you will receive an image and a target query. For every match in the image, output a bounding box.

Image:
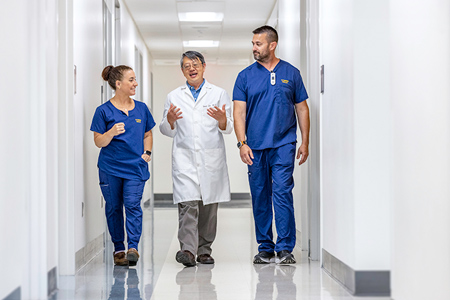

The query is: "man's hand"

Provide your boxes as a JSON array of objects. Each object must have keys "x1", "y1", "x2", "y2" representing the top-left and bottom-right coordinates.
[
  {"x1": 296, "y1": 144, "x2": 309, "y2": 165},
  {"x1": 240, "y1": 144, "x2": 254, "y2": 165},
  {"x1": 207, "y1": 104, "x2": 226, "y2": 122},
  {"x1": 207, "y1": 104, "x2": 227, "y2": 130},
  {"x1": 167, "y1": 103, "x2": 183, "y2": 129}
]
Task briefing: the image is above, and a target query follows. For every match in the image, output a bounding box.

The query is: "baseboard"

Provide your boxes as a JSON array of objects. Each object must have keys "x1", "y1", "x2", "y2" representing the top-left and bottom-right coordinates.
[
  {"x1": 3, "y1": 287, "x2": 20, "y2": 300},
  {"x1": 47, "y1": 266, "x2": 57, "y2": 297},
  {"x1": 154, "y1": 193, "x2": 173, "y2": 200},
  {"x1": 75, "y1": 233, "x2": 105, "y2": 271},
  {"x1": 322, "y1": 248, "x2": 390, "y2": 296},
  {"x1": 154, "y1": 193, "x2": 251, "y2": 201}
]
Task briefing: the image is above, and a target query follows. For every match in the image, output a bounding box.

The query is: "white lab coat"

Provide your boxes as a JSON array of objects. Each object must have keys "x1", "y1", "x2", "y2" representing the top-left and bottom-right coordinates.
[{"x1": 159, "y1": 80, "x2": 233, "y2": 205}]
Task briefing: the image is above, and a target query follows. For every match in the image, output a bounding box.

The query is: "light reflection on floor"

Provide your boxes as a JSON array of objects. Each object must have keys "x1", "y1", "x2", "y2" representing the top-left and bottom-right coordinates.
[{"x1": 53, "y1": 205, "x2": 390, "y2": 300}]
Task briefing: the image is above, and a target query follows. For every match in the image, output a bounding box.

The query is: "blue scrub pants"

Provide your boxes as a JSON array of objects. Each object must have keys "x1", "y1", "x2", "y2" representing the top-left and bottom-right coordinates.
[
  {"x1": 99, "y1": 169, "x2": 145, "y2": 252},
  {"x1": 248, "y1": 142, "x2": 296, "y2": 253}
]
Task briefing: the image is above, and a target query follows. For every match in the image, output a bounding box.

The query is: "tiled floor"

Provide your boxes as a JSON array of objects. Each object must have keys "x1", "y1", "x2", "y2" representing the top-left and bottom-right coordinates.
[{"x1": 53, "y1": 205, "x2": 391, "y2": 300}]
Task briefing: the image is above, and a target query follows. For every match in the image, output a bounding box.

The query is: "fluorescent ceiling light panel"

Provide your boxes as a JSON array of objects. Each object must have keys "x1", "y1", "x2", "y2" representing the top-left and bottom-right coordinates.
[
  {"x1": 183, "y1": 40, "x2": 219, "y2": 48},
  {"x1": 178, "y1": 12, "x2": 224, "y2": 22}
]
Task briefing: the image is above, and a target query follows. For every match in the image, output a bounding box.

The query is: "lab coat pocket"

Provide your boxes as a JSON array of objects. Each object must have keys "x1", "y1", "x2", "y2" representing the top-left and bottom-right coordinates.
[
  {"x1": 173, "y1": 148, "x2": 193, "y2": 171},
  {"x1": 204, "y1": 148, "x2": 224, "y2": 172},
  {"x1": 202, "y1": 107, "x2": 218, "y2": 127}
]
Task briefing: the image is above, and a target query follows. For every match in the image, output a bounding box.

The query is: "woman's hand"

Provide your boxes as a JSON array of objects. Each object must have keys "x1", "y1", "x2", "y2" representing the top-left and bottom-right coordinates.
[
  {"x1": 109, "y1": 122, "x2": 125, "y2": 136},
  {"x1": 141, "y1": 153, "x2": 151, "y2": 162},
  {"x1": 94, "y1": 122, "x2": 125, "y2": 148}
]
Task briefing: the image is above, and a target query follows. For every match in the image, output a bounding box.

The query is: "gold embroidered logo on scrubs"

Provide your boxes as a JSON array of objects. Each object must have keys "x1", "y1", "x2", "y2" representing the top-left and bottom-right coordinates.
[
  {"x1": 135, "y1": 119, "x2": 141, "y2": 123},
  {"x1": 282, "y1": 79, "x2": 289, "y2": 84}
]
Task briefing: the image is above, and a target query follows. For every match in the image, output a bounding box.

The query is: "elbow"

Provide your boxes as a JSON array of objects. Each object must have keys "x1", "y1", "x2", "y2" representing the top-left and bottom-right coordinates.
[{"x1": 94, "y1": 139, "x2": 103, "y2": 148}]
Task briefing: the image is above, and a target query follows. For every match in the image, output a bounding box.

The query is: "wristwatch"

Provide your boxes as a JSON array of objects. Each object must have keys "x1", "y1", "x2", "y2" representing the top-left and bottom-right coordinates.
[
  {"x1": 237, "y1": 140, "x2": 247, "y2": 149},
  {"x1": 144, "y1": 150, "x2": 152, "y2": 156}
]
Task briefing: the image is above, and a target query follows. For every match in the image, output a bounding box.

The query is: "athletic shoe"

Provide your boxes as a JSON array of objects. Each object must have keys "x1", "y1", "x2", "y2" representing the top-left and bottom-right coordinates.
[
  {"x1": 276, "y1": 250, "x2": 296, "y2": 264},
  {"x1": 253, "y1": 251, "x2": 275, "y2": 264}
]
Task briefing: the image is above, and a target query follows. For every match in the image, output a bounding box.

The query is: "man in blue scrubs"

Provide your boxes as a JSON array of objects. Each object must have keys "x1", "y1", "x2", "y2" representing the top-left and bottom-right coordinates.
[{"x1": 233, "y1": 25, "x2": 310, "y2": 264}]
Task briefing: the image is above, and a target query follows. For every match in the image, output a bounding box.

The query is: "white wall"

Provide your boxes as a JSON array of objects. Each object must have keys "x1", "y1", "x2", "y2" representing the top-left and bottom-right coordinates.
[
  {"x1": 0, "y1": 2, "x2": 31, "y2": 298},
  {"x1": 321, "y1": 0, "x2": 391, "y2": 270},
  {"x1": 73, "y1": 0, "x2": 105, "y2": 253},
  {"x1": 0, "y1": 1, "x2": 60, "y2": 298},
  {"x1": 119, "y1": 0, "x2": 155, "y2": 203},
  {"x1": 152, "y1": 63, "x2": 250, "y2": 195},
  {"x1": 390, "y1": 1, "x2": 450, "y2": 299},
  {"x1": 278, "y1": 0, "x2": 311, "y2": 250},
  {"x1": 0, "y1": 0, "x2": 154, "y2": 298}
]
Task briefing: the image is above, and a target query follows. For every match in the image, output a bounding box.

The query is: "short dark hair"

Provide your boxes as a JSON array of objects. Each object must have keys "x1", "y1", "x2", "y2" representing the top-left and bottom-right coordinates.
[
  {"x1": 180, "y1": 51, "x2": 206, "y2": 68},
  {"x1": 101, "y1": 65, "x2": 133, "y2": 90},
  {"x1": 252, "y1": 25, "x2": 278, "y2": 44}
]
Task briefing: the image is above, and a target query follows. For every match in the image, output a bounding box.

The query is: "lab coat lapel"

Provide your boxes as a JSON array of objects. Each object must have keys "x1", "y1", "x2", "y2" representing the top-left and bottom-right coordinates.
[
  {"x1": 195, "y1": 80, "x2": 209, "y2": 106},
  {"x1": 181, "y1": 85, "x2": 196, "y2": 106}
]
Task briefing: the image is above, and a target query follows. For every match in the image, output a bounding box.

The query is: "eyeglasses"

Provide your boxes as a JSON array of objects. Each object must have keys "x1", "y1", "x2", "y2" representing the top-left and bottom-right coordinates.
[{"x1": 182, "y1": 63, "x2": 201, "y2": 70}]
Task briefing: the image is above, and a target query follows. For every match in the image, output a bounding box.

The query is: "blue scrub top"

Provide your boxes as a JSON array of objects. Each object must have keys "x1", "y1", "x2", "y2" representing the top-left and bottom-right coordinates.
[
  {"x1": 90, "y1": 100, "x2": 156, "y2": 181},
  {"x1": 233, "y1": 60, "x2": 308, "y2": 150}
]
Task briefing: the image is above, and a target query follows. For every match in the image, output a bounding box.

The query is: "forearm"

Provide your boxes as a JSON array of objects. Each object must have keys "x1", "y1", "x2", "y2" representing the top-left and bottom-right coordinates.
[
  {"x1": 233, "y1": 101, "x2": 246, "y2": 141},
  {"x1": 296, "y1": 102, "x2": 310, "y2": 146},
  {"x1": 159, "y1": 117, "x2": 177, "y2": 137},
  {"x1": 218, "y1": 108, "x2": 233, "y2": 134},
  {"x1": 94, "y1": 131, "x2": 114, "y2": 148},
  {"x1": 143, "y1": 131, "x2": 153, "y2": 152},
  {"x1": 218, "y1": 118, "x2": 227, "y2": 131}
]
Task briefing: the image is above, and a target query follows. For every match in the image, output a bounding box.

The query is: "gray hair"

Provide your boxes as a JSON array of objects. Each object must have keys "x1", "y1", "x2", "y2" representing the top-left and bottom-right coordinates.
[{"x1": 180, "y1": 51, "x2": 206, "y2": 68}]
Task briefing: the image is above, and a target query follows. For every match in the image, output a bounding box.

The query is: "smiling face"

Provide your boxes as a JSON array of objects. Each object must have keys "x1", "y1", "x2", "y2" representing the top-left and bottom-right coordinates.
[
  {"x1": 181, "y1": 57, "x2": 205, "y2": 89},
  {"x1": 116, "y1": 70, "x2": 138, "y2": 96}
]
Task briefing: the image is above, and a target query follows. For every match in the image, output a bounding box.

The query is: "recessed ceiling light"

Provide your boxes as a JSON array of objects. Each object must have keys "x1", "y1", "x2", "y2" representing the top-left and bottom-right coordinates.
[
  {"x1": 178, "y1": 12, "x2": 224, "y2": 22},
  {"x1": 183, "y1": 40, "x2": 220, "y2": 48}
]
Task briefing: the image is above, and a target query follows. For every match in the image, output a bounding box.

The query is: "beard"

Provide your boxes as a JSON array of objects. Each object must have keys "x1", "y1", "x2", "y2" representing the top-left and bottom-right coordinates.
[{"x1": 253, "y1": 49, "x2": 270, "y2": 62}]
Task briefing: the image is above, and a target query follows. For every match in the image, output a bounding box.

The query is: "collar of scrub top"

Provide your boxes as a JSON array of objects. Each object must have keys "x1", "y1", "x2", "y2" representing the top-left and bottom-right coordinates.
[{"x1": 186, "y1": 79, "x2": 205, "y2": 101}]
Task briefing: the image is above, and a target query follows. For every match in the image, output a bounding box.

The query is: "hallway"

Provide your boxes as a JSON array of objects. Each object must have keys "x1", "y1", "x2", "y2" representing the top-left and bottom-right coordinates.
[
  {"x1": 3, "y1": 0, "x2": 450, "y2": 299},
  {"x1": 53, "y1": 206, "x2": 388, "y2": 300}
]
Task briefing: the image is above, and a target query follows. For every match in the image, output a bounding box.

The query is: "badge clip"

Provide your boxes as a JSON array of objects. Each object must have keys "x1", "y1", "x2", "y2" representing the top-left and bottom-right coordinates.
[{"x1": 270, "y1": 72, "x2": 276, "y2": 85}]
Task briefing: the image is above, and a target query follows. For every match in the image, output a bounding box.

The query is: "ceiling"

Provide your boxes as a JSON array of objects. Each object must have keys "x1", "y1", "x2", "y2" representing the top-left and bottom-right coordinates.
[{"x1": 122, "y1": 0, "x2": 277, "y2": 66}]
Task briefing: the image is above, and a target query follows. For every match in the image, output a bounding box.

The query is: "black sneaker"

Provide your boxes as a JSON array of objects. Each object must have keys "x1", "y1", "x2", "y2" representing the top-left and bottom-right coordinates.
[
  {"x1": 253, "y1": 251, "x2": 275, "y2": 264},
  {"x1": 277, "y1": 250, "x2": 296, "y2": 264}
]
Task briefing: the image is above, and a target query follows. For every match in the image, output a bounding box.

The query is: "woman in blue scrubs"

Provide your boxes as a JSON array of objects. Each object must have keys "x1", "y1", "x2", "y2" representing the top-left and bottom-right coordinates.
[{"x1": 90, "y1": 65, "x2": 156, "y2": 266}]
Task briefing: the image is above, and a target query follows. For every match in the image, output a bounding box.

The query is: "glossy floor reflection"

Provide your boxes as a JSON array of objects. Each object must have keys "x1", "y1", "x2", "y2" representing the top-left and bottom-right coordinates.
[{"x1": 54, "y1": 206, "x2": 391, "y2": 300}]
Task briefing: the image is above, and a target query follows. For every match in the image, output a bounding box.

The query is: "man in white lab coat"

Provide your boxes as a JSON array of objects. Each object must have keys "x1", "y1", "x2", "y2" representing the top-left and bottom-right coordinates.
[{"x1": 160, "y1": 51, "x2": 233, "y2": 267}]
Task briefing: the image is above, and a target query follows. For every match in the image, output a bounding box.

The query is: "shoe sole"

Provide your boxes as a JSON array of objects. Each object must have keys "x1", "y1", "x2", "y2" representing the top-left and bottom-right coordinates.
[
  {"x1": 176, "y1": 252, "x2": 196, "y2": 267},
  {"x1": 278, "y1": 255, "x2": 296, "y2": 264},
  {"x1": 127, "y1": 253, "x2": 139, "y2": 266},
  {"x1": 253, "y1": 256, "x2": 275, "y2": 264},
  {"x1": 197, "y1": 259, "x2": 215, "y2": 264}
]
